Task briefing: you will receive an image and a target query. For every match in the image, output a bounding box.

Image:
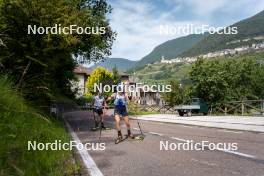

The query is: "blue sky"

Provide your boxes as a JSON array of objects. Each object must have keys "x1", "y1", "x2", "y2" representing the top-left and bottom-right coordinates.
[{"x1": 108, "y1": 0, "x2": 264, "y2": 61}]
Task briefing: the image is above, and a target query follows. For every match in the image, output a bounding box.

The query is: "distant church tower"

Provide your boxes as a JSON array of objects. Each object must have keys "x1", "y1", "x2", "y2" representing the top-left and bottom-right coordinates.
[{"x1": 160, "y1": 55, "x2": 166, "y2": 63}]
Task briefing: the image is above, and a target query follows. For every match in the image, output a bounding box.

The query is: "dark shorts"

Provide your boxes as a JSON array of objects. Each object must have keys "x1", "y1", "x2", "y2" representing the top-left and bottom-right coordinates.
[
  {"x1": 93, "y1": 108, "x2": 103, "y2": 115},
  {"x1": 114, "y1": 106, "x2": 128, "y2": 117}
]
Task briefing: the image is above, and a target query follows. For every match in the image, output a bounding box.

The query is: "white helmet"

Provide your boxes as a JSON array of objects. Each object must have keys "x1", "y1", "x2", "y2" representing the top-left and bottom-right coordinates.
[{"x1": 116, "y1": 83, "x2": 124, "y2": 92}]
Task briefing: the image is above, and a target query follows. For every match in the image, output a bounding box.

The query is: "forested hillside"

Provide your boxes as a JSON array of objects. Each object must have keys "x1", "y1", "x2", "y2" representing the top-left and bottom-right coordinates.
[
  {"x1": 180, "y1": 10, "x2": 264, "y2": 57},
  {"x1": 133, "y1": 34, "x2": 206, "y2": 68},
  {"x1": 135, "y1": 51, "x2": 264, "y2": 86}
]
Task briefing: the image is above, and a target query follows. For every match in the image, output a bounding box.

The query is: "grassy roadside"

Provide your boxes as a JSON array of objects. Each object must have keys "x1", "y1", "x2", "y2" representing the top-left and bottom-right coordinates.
[
  {"x1": 128, "y1": 111, "x2": 159, "y2": 116},
  {"x1": 0, "y1": 76, "x2": 77, "y2": 175}
]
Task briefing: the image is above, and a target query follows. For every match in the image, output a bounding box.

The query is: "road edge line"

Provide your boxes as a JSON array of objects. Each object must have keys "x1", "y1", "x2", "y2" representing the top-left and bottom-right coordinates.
[{"x1": 65, "y1": 120, "x2": 104, "y2": 176}]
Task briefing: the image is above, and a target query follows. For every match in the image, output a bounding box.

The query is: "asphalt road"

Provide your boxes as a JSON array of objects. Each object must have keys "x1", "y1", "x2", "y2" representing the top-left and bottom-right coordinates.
[{"x1": 65, "y1": 111, "x2": 264, "y2": 176}]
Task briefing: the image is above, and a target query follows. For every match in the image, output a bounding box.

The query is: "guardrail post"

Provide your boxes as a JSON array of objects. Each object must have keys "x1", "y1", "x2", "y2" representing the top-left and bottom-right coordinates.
[
  {"x1": 241, "y1": 102, "x2": 244, "y2": 116},
  {"x1": 260, "y1": 100, "x2": 264, "y2": 115},
  {"x1": 224, "y1": 107, "x2": 227, "y2": 116}
]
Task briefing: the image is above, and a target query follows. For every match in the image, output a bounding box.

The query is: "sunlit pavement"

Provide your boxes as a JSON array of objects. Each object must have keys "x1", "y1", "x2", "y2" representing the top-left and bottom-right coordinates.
[
  {"x1": 65, "y1": 111, "x2": 264, "y2": 176},
  {"x1": 131, "y1": 114, "x2": 264, "y2": 133}
]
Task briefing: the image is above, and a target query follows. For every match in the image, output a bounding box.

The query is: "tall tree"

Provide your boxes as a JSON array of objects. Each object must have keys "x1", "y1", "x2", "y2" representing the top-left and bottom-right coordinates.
[
  {"x1": 86, "y1": 66, "x2": 114, "y2": 96},
  {"x1": 190, "y1": 56, "x2": 264, "y2": 106},
  {"x1": 112, "y1": 64, "x2": 120, "y2": 84},
  {"x1": 162, "y1": 80, "x2": 191, "y2": 106},
  {"x1": 0, "y1": 0, "x2": 115, "y2": 105}
]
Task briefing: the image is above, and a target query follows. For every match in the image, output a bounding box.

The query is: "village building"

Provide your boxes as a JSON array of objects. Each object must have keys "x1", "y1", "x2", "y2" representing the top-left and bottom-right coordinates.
[
  {"x1": 73, "y1": 65, "x2": 163, "y2": 106},
  {"x1": 73, "y1": 65, "x2": 91, "y2": 97}
]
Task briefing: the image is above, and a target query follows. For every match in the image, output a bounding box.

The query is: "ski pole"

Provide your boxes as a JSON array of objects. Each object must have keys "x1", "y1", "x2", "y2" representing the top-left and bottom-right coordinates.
[
  {"x1": 137, "y1": 118, "x2": 143, "y2": 136},
  {"x1": 135, "y1": 114, "x2": 144, "y2": 140},
  {"x1": 99, "y1": 106, "x2": 104, "y2": 141},
  {"x1": 92, "y1": 107, "x2": 97, "y2": 128},
  {"x1": 99, "y1": 104, "x2": 108, "y2": 141},
  {"x1": 99, "y1": 116, "x2": 102, "y2": 141}
]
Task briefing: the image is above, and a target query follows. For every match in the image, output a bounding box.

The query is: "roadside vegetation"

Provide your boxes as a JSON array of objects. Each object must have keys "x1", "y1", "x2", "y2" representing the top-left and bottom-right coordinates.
[
  {"x1": 78, "y1": 66, "x2": 120, "y2": 107},
  {"x1": 0, "y1": 0, "x2": 115, "y2": 106},
  {"x1": 85, "y1": 67, "x2": 115, "y2": 98},
  {"x1": 134, "y1": 63, "x2": 192, "y2": 85},
  {"x1": 134, "y1": 51, "x2": 264, "y2": 110},
  {"x1": 190, "y1": 52, "x2": 264, "y2": 106},
  {"x1": 0, "y1": 0, "x2": 115, "y2": 175},
  {"x1": 0, "y1": 77, "x2": 78, "y2": 175}
]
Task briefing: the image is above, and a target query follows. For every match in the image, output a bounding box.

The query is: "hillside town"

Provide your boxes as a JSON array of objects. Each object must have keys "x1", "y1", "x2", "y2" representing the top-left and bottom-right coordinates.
[{"x1": 160, "y1": 41, "x2": 264, "y2": 64}]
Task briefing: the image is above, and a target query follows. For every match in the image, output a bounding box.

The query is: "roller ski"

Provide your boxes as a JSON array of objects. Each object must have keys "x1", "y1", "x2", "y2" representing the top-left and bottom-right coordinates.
[
  {"x1": 124, "y1": 122, "x2": 145, "y2": 141},
  {"x1": 125, "y1": 134, "x2": 145, "y2": 141},
  {"x1": 91, "y1": 127, "x2": 100, "y2": 131},
  {"x1": 115, "y1": 130, "x2": 127, "y2": 144},
  {"x1": 91, "y1": 122, "x2": 111, "y2": 131},
  {"x1": 115, "y1": 134, "x2": 144, "y2": 144},
  {"x1": 114, "y1": 135, "x2": 126, "y2": 144},
  {"x1": 134, "y1": 117, "x2": 145, "y2": 140},
  {"x1": 115, "y1": 130, "x2": 144, "y2": 144}
]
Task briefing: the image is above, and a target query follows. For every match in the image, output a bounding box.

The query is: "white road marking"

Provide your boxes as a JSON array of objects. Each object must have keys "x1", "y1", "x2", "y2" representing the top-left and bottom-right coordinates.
[
  {"x1": 170, "y1": 136, "x2": 256, "y2": 159},
  {"x1": 218, "y1": 129, "x2": 242, "y2": 134},
  {"x1": 133, "y1": 128, "x2": 140, "y2": 131},
  {"x1": 217, "y1": 148, "x2": 256, "y2": 159},
  {"x1": 191, "y1": 158, "x2": 218, "y2": 166},
  {"x1": 170, "y1": 137, "x2": 191, "y2": 143},
  {"x1": 149, "y1": 132, "x2": 164, "y2": 136},
  {"x1": 182, "y1": 125, "x2": 193, "y2": 128},
  {"x1": 110, "y1": 119, "x2": 256, "y2": 160},
  {"x1": 65, "y1": 121, "x2": 104, "y2": 176}
]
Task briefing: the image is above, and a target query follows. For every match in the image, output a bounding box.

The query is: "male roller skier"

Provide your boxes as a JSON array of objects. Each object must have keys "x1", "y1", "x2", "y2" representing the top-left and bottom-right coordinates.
[{"x1": 92, "y1": 92, "x2": 106, "y2": 129}]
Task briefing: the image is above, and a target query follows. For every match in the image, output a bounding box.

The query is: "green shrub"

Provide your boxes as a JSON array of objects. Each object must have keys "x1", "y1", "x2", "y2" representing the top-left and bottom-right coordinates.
[
  {"x1": 0, "y1": 76, "x2": 76, "y2": 175},
  {"x1": 76, "y1": 96, "x2": 93, "y2": 106}
]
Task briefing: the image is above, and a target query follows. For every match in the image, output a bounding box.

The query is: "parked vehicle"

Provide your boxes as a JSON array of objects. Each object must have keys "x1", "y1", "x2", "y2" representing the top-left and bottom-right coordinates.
[{"x1": 175, "y1": 98, "x2": 208, "y2": 116}]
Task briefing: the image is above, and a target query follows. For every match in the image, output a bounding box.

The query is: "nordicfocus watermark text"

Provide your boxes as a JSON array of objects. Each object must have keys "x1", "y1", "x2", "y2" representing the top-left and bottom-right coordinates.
[
  {"x1": 28, "y1": 140, "x2": 106, "y2": 151},
  {"x1": 93, "y1": 83, "x2": 172, "y2": 93},
  {"x1": 160, "y1": 24, "x2": 238, "y2": 35},
  {"x1": 28, "y1": 24, "x2": 106, "y2": 35},
  {"x1": 160, "y1": 140, "x2": 238, "y2": 151}
]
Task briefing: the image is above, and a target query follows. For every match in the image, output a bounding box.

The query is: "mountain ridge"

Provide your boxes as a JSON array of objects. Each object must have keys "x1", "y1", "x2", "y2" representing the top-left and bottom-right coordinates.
[
  {"x1": 90, "y1": 58, "x2": 136, "y2": 72},
  {"x1": 180, "y1": 10, "x2": 264, "y2": 57},
  {"x1": 133, "y1": 34, "x2": 206, "y2": 68},
  {"x1": 100, "y1": 10, "x2": 264, "y2": 72}
]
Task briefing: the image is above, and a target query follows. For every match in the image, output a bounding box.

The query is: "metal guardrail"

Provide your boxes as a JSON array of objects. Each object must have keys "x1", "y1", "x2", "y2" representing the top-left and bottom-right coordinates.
[
  {"x1": 77, "y1": 103, "x2": 177, "y2": 114},
  {"x1": 130, "y1": 100, "x2": 264, "y2": 116},
  {"x1": 38, "y1": 100, "x2": 80, "y2": 120},
  {"x1": 128, "y1": 104, "x2": 177, "y2": 114},
  {"x1": 43, "y1": 99, "x2": 264, "y2": 117},
  {"x1": 210, "y1": 100, "x2": 264, "y2": 116}
]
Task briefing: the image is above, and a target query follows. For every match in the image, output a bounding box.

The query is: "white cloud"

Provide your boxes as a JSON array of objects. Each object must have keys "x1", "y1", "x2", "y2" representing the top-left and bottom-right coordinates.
[
  {"x1": 109, "y1": 1, "x2": 201, "y2": 60},
  {"x1": 108, "y1": 0, "x2": 264, "y2": 61}
]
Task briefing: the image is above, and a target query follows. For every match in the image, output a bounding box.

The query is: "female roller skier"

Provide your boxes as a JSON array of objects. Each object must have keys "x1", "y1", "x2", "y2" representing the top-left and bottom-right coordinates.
[{"x1": 109, "y1": 84, "x2": 134, "y2": 144}]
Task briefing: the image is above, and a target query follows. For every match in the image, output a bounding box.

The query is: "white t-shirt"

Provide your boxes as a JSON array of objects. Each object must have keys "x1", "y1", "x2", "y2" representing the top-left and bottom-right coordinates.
[{"x1": 93, "y1": 95, "x2": 104, "y2": 108}]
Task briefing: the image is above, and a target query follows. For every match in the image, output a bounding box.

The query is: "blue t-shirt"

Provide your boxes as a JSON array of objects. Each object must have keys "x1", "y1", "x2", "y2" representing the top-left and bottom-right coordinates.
[{"x1": 114, "y1": 93, "x2": 127, "y2": 108}]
